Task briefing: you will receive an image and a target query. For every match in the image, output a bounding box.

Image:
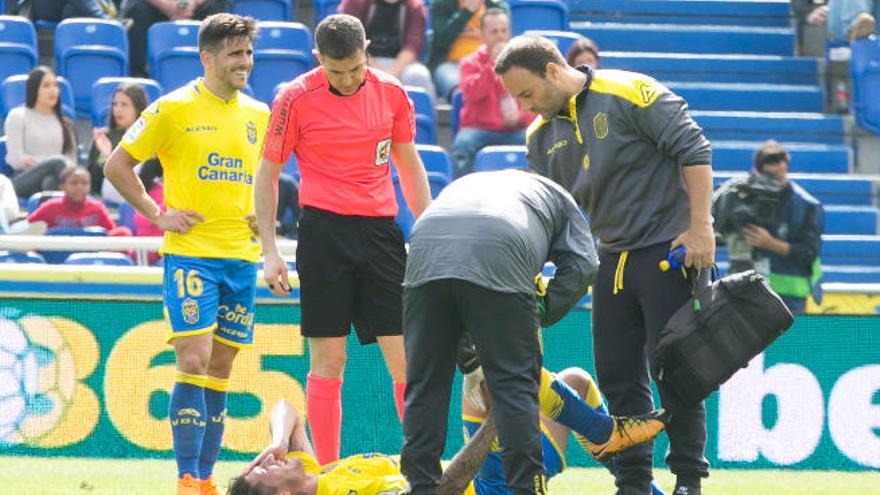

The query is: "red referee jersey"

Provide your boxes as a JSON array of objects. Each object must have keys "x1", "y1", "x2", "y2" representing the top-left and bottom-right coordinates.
[{"x1": 263, "y1": 67, "x2": 416, "y2": 217}]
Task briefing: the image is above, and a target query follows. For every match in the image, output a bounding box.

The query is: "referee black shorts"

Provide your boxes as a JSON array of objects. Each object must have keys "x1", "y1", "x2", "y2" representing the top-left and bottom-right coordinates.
[{"x1": 295, "y1": 206, "x2": 405, "y2": 345}]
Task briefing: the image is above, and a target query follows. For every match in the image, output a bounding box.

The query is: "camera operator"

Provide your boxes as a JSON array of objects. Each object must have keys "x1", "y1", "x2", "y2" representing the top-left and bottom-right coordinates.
[{"x1": 713, "y1": 140, "x2": 825, "y2": 313}]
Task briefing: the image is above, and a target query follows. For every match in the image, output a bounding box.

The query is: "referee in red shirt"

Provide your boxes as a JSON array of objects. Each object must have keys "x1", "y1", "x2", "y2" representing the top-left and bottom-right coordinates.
[{"x1": 254, "y1": 14, "x2": 431, "y2": 465}]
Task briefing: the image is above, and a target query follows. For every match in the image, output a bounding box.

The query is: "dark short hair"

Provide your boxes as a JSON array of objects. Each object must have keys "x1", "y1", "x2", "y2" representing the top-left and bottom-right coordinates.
[
  {"x1": 566, "y1": 37, "x2": 600, "y2": 67},
  {"x1": 108, "y1": 82, "x2": 148, "y2": 129},
  {"x1": 227, "y1": 476, "x2": 275, "y2": 495},
  {"x1": 480, "y1": 7, "x2": 509, "y2": 29},
  {"x1": 315, "y1": 14, "x2": 366, "y2": 59},
  {"x1": 494, "y1": 34, "x2": 565, "y2": 77},
  {"x1": 753, "y1": 140, "x2": 790, "y2": 171},
  {"x1": 59, "y1": 165, "x2": 89, "y2": 185},
  {"x1": 198, "y1": 13, "x2": 257, "y2": 53}
]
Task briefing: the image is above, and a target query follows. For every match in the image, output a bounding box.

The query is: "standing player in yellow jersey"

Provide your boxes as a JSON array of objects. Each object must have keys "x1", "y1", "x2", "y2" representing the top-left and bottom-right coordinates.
[{"x1": 104, "y1": 13, "x2": 270, "y2": 495}]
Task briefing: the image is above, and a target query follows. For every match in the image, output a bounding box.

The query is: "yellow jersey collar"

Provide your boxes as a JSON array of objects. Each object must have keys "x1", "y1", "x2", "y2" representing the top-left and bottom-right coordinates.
[{"x1": 194, "y1": 78, "x2": 240, "y2": 105}]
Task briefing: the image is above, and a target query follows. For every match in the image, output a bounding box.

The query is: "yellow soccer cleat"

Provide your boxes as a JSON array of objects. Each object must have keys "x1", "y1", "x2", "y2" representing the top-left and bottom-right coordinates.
[
  {"x1": 586, "y1": 409, "x2": 670, "y2": 460},
  {"x1": 200, "y1": 476, "x2": 222, "y2": 495},
  {"x1": 177, "y1": 474, "x2": 201, "y2": 495}
]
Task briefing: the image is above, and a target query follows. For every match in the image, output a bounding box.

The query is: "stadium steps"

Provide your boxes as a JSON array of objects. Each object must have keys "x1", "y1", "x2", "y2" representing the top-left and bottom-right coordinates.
[
  {"x1": 712, "y1": 171, "x2": 877, "y2": 206},
  {"x1": 711, "y1": 141, "x2": 851, "y2": 174},
  {"x1": 692, "y1": 111, "x2": 846, "y2": 144},
  {"x1": 821, "y1": 235, "x2": 880, "y2": 265},
  {"x1": 824, "y1": 205, "x2": 880, "y2": 235},
  {"x1": 568, "y1": 0, "x2": 792, "y2": 27},
  {"x1": 569, "y1": 22, "x2": 795, "y2": 56},
  {"x1": 601, "y1": 52, "x2": 819, "y2": 85},
  {"x1": 665, "y1": 82, "x2": 823, "y2": 113},
  {"x1": 715, "y1": 260, "x2": 880, "y2": 284}
]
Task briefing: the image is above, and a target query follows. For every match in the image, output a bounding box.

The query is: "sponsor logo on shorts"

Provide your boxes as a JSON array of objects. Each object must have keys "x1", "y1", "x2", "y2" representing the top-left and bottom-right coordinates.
[{"x1": 181, "y1": 298, "x2": 199, "y2": 325}]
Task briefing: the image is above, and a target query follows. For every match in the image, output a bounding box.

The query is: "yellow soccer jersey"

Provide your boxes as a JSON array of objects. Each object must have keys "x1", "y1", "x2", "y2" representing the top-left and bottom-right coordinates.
[
  {"x1": 288, "y1": 452, "x2": 409, "y2": 495},
  {"x1": 120, "y1": 79, "x2": 269, "y2": 262}
]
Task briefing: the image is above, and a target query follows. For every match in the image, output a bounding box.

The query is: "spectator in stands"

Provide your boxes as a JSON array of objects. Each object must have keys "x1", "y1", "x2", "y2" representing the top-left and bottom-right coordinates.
[
  {"x1": 5, "y1": 66, "x2": 78, "y2": 200},
  {"x1": 427, "y1": 0, "x2": 508, "y2": 100},
  {"x1": 566, "y1": 37, "x2": 600, "y2": 69},
  {"x1": 451, "y1": 8, "x2": 532, "y2": 177},
  {"x1": 713, "y1": 141, "x2": 824, "y2": 313},
  {"x1": 30, "y1": 0, "x2": 119, "y2": 23},
  {"x1": 124, "y1": 0, "x2": 229, "y2": 77},
  {"x1": 89, "y1": 82, "x2": 151, "y2": 204},
  {"x1": 339, "y1": 0, "x2": 437, "y2": 99},
  {"x1": 27, "y1": 166, "x2": 131, "y2": 235},
  {"x1": 827, "y1": 0, "x2": 878, "y2": 42},
  {"x1": 0, "y1": 174, "x2": 19, "y2": 233}
]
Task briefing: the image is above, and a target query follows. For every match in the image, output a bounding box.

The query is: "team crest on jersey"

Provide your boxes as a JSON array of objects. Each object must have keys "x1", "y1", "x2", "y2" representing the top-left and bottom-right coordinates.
[
  {"x1": 593, "y1": 112, "x2": 608, "y2": 139},
  {"x1": 582, "y1": 153, "x2": 590, "y2": 170},
  {"x1": 246, "y1": 121, "x2": 257, "y2": 145},
  {"x1": 375, "y1": 139, "x2": 392, "y2": 166},
  {"x1": 181, "y1": 297, "x2": 199, "y2": 325}
]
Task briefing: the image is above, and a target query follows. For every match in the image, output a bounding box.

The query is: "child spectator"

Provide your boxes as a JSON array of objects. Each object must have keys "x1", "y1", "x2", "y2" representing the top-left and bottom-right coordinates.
[
  {"x1": 5, "y1": 66, "x2": 78, "y2": 200},
  {"x1": 27, "y1": 166, "x2": 130, "y2": 235}
]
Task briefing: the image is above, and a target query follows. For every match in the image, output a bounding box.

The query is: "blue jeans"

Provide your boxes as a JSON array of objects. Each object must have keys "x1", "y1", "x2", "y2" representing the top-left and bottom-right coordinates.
[
  {"x1": 433, "y1": 61, "x2": 459, "y2": 101},
  {"x1": 451, "y1": 127, "x2": 526, "y2": 177},
  {"x1": 828, "y1": 0, "x2": 878, "y2": 41}
]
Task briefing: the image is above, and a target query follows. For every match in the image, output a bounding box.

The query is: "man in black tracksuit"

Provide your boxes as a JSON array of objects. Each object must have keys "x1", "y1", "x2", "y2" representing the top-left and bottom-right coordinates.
[
  {"x1": 400, "y1": 169, "x2": 598, "y2": 495},
  {"x1": 496, "y1": 35, "x2": 716, "y2": 495}
]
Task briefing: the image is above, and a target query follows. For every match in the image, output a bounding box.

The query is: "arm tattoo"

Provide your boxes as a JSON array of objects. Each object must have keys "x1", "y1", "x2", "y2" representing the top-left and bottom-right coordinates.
[{"x1": 437, "y1": 413, "x2": 497, "y2": 495}]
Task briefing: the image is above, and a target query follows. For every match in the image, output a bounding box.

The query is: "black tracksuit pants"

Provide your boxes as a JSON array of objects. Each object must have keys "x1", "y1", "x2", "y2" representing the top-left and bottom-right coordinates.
[
  {"x1": 400, "y1": 279, "x2": 546, "y2": 495},
  {"x1": 592, "y1": 242, "x2": 710, "y2": 493}
]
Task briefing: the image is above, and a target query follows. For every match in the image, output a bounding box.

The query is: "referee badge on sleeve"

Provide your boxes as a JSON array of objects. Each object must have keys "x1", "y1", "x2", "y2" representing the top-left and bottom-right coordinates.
[{"x1": 375, "y1": 139, "x2": 392, "y2": 166}]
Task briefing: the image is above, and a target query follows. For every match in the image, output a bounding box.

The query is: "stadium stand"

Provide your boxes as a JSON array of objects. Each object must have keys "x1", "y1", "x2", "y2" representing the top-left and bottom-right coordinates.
[
  {"x1": 90, "y1": 76, "x2": 162, "y2": 126},
  {"x1": 0, "y1": 15, "x2": 37, "y2": 91},
  {"x1": 1, "y1": 73, "x2": 76, "y2": 120},
  {"x1": 0, "y1": 250, "x2": 46, "y2": 263},
  {"x1": 393, "y1": 171, "x2": 449, "y2": 239},
  {"x1": 407, "y1": 86, "x2": 436, "y2": 144},
  {"x1": 850, "y1": 38, "x2": 880, "y2": 135},
  {"x1": 54, "y1": 19, "x2": 128, "y2": 116},
  {"x1": 414, "y1": 144, "x2": 453, "y2": 180},
  {"x1": 232, "y1": 0, "x2": 294, "y2": 21},
  {"x1": 64, "y1": 251, "x2": 133, "y2": 266},
  {"x1": 509, "y1": 0, "x2": 569, "y2": 35},
  {"x1": 146, "y1": 20, "x2": 201, "y2": 94},
  {"x1": 0, "y1": 136, "x2": 9, "y2": 177},
  {"x1": 473, "y1": 145, "x2": 528, "y2": 172},
  {"x1": 312, "y1": 0, "x2": 340, "y2": 27},
  {"x1": 252, "y1": 21, "x2": 312, "y2": 103}
]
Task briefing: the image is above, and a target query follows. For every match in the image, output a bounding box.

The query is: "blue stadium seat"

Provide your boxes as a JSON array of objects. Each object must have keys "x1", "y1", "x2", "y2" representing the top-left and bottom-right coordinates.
[
  {"x1": 313, "y1": 0, "x2": 340, "y2": 26},
  {"x1": 26, "y1": 191, "x2": 63, "y2": 213},
  {"x1": 850, "y1": 38, "x2": 880, "y2": 134},
  {"x1": 821, "y1": 235, "x2": 880, "y2": 266},
  {"x1": 509, "y1": 0, "x2": 569, "y2": 35},
  {"x1": 713, "y1": 172, "x2": 875, "y2": 206},
  {"x1": 64, "y1": 251, "x2": 133, "y2": 266},
  {"x1": 449, "y1": 89, "x2": 462, "y2": 137},
  {"x1": 665, "y1": 82, "x2": 823, "y2": 113},
  {"x1": 691, "y1": 111, "x2": 845, "y2": 144},
  {"x1": 570, "y1": 23, "x2": 795, "y2": 56},
  {"x1": 232, "y1": 0, "x2": 293, "y2": 21},
  {"x1": 407, "y1": 86, "x2": 436, "y2": 144},
  {"x1": 824, "y1": 205, "x2": 879, "y2": 235},
  {"x1": 0, "y1": 136, "x2": 9, "y2": 177},
  {"x1": 415, "y1": 144, "x2": 452, "y2": 180},
  {"x1": 117, "y1": 202, "x2": 137, "y2": 234},
  {"x1": 54, "y1": 19, "x2": 128, "y2": 116},
  {"x1": 524, "y1": 30, "x2": 584, "y2": 57},
  {"x1": 0, "y1": 15, "x2": 38, "y2": 90},
  {"x1": 393, "y1": 171, "x2": 449, "y2": 239},
  {"x1": 600, "y1": 53, "x2": 819, "y2": 85},
  {"x1": 42, "y1": 226, "x2": 108, "y2": 264},
  {"x1": 567, "y1": 0, "x2": 792, "y2": 27},
  {"x1": 252, "y1": 21, "x2": 312, "y2": 104},
  {"x1": 0, "y1": 250, "x2": 46, "y2": 263},
  {"x1": 474, "y1": 145, "x2": 528, "y2": 172},
  {"x1": 147, "y1": 21, "x2": 201, "y2": 93},
  {"x1": 1, "y1": 73, "x2": 76, "y2": 120},
  {"x1": 91, "y1": 77, "x2": 163, "y2": 126},
  {"x1": 820, "y1": 264, "x2": 880, "y2": 284},
  {"x1": 712, "y1": 142, "x2": 850, "y2": 174}
]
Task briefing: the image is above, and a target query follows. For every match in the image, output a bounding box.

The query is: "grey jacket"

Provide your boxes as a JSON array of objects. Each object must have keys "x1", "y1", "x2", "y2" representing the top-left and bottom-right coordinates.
[
  {"x1": 404, "y1": 170, "x2": 598, "y2": 327},
  {"x1": 527, "y1": 67, "x2": 712, "y2": 253}
]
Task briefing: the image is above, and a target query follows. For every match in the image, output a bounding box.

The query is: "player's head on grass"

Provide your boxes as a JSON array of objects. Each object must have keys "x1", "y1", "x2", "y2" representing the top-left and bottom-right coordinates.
[
  {"x1": 494, "y1": 34, "x2": 577, "y2": 121},
  {"x1": 314, "y1": 14, "x2": 369, "y2": 96},
  {"x1": 198, "y1": 13, "x2": 258, "y2": 98},
  {"x1": 227, "y1": 454, "x2": 311, "y2": 495}
]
